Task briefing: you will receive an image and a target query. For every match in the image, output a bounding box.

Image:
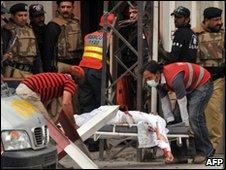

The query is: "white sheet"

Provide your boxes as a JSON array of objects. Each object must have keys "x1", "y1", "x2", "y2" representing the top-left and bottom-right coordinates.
[{"x1": 74, "y1": 108, "x2": 171, "y2": 151}]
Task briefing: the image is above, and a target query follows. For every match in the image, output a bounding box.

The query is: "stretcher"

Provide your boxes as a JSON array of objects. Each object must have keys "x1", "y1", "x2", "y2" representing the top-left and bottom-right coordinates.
[{"x1": 93, "y1": 124, "x2": 190, "y2": 161}]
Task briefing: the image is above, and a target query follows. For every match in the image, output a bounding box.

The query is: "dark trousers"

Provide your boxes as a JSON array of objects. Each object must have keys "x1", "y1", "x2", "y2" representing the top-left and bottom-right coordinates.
[
  {"x1": 78, "y1": 68, "x2": 102, "y2": 151},
  {"x1": 171, "y1": 80, "x2": 214, "y2": 158},
  {"x1": 78, "y1": 68, "x2": 102, "y2": 114}
]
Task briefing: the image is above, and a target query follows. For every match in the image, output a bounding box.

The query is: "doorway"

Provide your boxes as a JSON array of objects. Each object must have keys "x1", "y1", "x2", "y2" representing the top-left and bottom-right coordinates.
[{"x1": 80, "y1": 0, "x2": 103, "y2": 39}]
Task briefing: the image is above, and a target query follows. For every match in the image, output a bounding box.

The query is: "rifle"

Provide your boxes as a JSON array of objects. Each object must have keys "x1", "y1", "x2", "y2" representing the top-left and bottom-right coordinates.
[{"x1": 2, "y1": 28, "x2": 19, "y2": 65}]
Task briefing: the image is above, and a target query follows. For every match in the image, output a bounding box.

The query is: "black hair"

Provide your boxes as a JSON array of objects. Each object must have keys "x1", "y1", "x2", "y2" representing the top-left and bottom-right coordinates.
[
  {"x1": 141, "y1": 60, "x2": 164, "y2": 74},
  {"x1": 56, "y1": 0, "x2": 74, "y2": 6}
]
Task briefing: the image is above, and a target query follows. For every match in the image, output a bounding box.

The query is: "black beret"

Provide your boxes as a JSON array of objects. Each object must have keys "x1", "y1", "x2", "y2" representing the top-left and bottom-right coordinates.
[
  {"x1": 203, "y1": 7, "x2": 222, "y2": 19},
  {"x1": 10, "y1": 3, "x2": 28, "y2": 14},
  {"x1": 29, "y1": 4, "x2": 46, "y2": 17},
  {"x1": 171, "y1": 6, "x2": 190, "y2": 18},
  {"x1": 56, "y1": 0, "x2": 74, "y2": 6}
]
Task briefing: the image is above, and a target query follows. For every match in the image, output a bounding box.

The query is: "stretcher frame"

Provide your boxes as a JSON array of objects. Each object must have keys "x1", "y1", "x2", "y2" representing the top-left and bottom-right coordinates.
[{"x1": 93, "y1": 124, "x2": 190, "y2": 161}]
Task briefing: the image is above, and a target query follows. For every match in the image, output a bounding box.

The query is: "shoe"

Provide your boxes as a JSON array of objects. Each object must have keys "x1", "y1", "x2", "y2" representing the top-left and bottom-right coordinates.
[
  {"x1": 165, "y1": 157, "x2": 188, "y2": 164},
  {"x1": 193, "y1": 155, "x2": 206, "y2": 164}
]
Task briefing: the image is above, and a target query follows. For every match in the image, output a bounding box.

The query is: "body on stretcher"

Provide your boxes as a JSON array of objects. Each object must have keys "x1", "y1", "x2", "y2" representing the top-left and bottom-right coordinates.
[{"x1": 75, "y1": 107, "x2": 191, "y2": 161}]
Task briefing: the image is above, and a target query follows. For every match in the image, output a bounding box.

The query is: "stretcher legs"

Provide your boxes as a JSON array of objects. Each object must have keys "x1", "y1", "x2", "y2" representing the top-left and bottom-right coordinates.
[{"x1": 99, "y1": 139, "x2": 105, "y2": 160}]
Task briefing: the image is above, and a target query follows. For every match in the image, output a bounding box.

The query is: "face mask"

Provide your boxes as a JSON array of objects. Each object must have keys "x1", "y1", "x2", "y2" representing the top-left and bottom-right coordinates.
[{"x1": 146, "y1": 79, "x2": 159, "y2": 88}]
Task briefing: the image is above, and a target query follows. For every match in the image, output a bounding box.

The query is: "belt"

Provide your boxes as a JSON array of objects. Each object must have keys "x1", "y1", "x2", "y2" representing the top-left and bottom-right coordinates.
[{"x1": 7, "y1": 61, "x2": 32, "y2": 72}]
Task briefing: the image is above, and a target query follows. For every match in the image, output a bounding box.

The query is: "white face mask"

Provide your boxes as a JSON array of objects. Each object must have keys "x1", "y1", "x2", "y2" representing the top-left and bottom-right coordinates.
[{"x1": 146, "y1": 79, "x2": 159, "y2": 88}]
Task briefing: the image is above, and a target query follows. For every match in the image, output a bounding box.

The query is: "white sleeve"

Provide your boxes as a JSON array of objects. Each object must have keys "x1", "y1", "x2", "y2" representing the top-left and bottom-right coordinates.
[
  {"x1": 160, "y1": 95, "x2": 174, "y2": 123},
  {"x1": 177, "y1": 96, "x2": 189, "y2": 126}
]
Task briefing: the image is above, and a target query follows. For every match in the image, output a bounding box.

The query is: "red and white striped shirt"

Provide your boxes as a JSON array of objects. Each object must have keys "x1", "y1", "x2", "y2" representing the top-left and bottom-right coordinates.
[{"x1": 22, "y1": 73, "x2": 76, "y2": 102}]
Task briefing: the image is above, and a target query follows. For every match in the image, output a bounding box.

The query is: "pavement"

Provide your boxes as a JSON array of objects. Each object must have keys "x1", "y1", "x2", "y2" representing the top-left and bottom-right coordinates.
[{"x1": 59, "y1": 146, "x2": 224, "y2": 169}]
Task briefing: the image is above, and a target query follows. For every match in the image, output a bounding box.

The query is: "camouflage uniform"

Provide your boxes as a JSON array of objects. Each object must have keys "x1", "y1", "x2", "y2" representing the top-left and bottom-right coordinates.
[
  {"x1": 44, "y1": 13, "x2": 83, "y2": 72},
  {"x1": 193, "y1": 24, "x2": 225, "y2": 151},
  {"x1": 43, "y1": 13, "x2": 83, "y2": 117},
  {"x1": 2, "y1": 20, "x2": 40, "y2": 78}
]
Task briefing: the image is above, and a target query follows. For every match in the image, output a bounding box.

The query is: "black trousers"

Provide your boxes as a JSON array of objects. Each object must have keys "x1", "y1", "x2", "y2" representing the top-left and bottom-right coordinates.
[{"x1": 78, "y1": 68, "x2": 102, "y2": 114}]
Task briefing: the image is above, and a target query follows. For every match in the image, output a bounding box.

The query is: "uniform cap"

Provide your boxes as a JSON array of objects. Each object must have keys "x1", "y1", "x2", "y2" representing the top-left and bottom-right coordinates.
[
  {"x1": 29, "y1": 4, "x2": 46, "y2": 17},
  {"x1": 99, "y1": 13, "x2": 115, "y2": 27},
  {"x1": 171, "y1": 6, "x2": 190, "y2": 18},
  {"x1": 1, "y1": 1, "x2": 8, "y2": 14},
  {"x1": 203, "y1": 7, "x2": 222, "y2": 19},
  {"x1": 9, "y1": 3, "x2": 28, "y2": 14}
]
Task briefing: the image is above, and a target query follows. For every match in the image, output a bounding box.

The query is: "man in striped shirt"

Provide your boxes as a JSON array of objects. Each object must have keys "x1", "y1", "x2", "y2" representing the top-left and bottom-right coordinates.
[{"x1": 15, "y1": 66, "x2": 84, "y2": 129}]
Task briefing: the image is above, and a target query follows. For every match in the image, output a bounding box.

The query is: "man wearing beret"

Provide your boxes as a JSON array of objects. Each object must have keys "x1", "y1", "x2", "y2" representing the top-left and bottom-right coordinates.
[
  {"x1": 29, "y1": 4, "x2": 47, "y2": 69},
  {"x1": 43, "y1": 0, "x2": 83, "y2": 72},
  {"x1": 192, "y1": 7, "x2": 224, "y2": 163},
  {"x1": 159, "y1": 6, "x2": 198, "y2": 64},
  {"x1": 1, "y1": 3, "x2": 42, "y2": 78}
]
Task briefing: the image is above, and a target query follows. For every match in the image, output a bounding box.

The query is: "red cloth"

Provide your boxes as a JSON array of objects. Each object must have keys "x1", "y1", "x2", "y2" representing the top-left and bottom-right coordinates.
[
  {"x1": 99, "y1": 13, "x2": 116, "y2": 26},
  {"x1": 163, "y1": 62, "x2": 211, "y2": 91},
  {"x1": 70, "y1": 65, "x2": 85, "y2": 77},
  {"x1": 22, "y1": 73, "x2": 76, "y2": 102}
]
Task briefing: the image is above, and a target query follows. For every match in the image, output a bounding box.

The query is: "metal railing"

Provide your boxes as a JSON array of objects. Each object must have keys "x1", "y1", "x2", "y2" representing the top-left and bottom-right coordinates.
[{"x1": 101, "y1": 1, "x2": 154, "y2": 112}]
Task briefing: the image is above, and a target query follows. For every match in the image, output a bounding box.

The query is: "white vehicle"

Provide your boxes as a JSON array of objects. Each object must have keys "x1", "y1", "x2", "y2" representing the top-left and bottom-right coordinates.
[{"x1": 1, "y1": 80, "x2": 58, "y2": 169}]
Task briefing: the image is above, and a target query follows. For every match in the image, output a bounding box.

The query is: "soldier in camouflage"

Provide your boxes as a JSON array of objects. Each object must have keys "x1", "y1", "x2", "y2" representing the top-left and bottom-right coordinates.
[
  {"x1": 44, "y1": 0, "x2": 83, "y2": 72},
  {"x1": 1, "y1": 3, "x2": 42, "y2": 78},
  {"x1": 192, "y1": 7, "x2": 225, "y2": 155}
]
